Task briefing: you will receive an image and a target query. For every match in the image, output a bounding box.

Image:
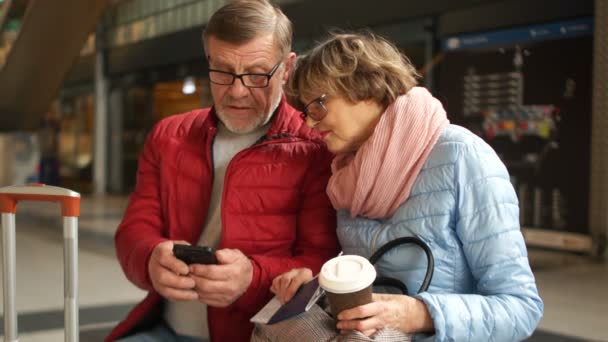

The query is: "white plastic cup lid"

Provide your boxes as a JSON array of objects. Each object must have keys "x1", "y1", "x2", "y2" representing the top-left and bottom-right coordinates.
[{"x1": 318, "y1": 255, "x2": 376, "y2": 294}]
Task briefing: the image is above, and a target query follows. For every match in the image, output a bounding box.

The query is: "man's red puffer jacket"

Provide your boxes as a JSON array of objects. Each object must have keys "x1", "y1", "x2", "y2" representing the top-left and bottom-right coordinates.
[{"x1": 106, "y1": 98, "x2": 338, "y2": 341}]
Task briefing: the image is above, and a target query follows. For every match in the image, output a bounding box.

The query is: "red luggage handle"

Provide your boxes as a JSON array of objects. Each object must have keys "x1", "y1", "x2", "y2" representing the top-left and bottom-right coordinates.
[{"x1": 0, "y1": 183, "x2": 80, "y2": 216}]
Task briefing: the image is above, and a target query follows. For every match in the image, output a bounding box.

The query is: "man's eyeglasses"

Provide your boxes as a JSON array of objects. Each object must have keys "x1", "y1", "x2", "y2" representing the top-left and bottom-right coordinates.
[
  {"x1": 300, "y1": 94, "x2": 328, "y2": 122},
  {"x1": 208, "y1": 62, "x2": 282, "y2": 88}
]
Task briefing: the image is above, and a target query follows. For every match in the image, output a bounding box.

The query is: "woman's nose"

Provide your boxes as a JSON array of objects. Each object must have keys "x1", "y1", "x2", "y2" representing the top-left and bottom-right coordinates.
[{"x1": 305, "y1": 116, "x2": 320, "y2": 128}]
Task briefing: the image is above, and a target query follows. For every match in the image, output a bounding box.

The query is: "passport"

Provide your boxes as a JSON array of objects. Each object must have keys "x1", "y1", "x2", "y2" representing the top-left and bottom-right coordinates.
[{"x1": 250, "y1": 277, "x2": 324, "y2": 325}]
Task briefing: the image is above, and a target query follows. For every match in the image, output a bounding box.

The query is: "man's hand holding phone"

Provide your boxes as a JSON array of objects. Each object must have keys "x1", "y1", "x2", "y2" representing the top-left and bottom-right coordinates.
[
  {"x1": 148, "y1": 240, "x2": 198, "y2": 301},
  {"x1": 163, "y1": 243, "x2": 253, "y2": 307},
  {"x1": 189, "y1": 248, "x2": 254, "y2": 308}
]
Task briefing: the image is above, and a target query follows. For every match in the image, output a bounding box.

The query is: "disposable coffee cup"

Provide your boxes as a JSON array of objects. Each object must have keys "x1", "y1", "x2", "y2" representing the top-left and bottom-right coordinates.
[{"x1": 318, "y1": 255, "x2": 376, "y2": 317}]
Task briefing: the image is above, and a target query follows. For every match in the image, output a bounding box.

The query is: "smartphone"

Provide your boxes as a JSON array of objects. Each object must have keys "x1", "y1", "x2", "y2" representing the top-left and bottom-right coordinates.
[{"x1": 173, "y1": 244, "x2": 217, "y2": 265}]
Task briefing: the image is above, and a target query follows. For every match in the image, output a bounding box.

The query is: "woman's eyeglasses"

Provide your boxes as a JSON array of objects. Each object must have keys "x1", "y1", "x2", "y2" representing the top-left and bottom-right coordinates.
[{"x1": 300, "y1": 94, "x2": 328, "y2": 122}]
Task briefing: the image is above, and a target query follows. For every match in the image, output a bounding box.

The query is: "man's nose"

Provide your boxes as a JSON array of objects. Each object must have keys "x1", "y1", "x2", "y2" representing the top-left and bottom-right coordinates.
[{"x1": 227, "y1": 77, "x2": 250, "y2": 98}]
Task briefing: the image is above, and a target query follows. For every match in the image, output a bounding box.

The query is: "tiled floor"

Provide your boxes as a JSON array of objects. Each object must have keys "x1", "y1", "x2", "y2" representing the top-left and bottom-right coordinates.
[
  {"x1": 0, "y1": 197, "x2": 607, "y2": 341},
  {"x1": 529, "y1": 250, "x2": 608, "y2": 341}
]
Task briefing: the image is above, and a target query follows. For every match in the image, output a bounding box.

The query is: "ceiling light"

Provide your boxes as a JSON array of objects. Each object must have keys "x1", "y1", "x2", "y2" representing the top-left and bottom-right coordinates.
[{"x1": 182, "y1": 76, "x2": 196, "y2": 95}]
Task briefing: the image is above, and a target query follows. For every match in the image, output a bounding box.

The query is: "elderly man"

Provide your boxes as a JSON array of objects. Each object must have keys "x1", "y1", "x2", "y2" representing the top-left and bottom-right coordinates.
[{"x1": 106, "y1": 1, "x2": 338, "y2": 341}]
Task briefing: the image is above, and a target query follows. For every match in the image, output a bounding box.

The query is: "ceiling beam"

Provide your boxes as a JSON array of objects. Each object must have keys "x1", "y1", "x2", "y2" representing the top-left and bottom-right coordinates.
[{"x1": 0, "y1": 0, "x2": 110, "y2": 131}]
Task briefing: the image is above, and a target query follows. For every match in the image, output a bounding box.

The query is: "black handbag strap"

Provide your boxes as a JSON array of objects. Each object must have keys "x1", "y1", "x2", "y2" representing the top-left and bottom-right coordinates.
[{"x1": 369, "y1": 236, "x2": 434, "y2": 295}]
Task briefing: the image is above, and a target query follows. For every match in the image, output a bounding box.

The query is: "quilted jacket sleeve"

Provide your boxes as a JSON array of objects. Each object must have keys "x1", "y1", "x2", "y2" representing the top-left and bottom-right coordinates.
[
  {"x1": 416, "y1": 140, "x2": 543, "y2": 342},
  {"x1": 231, "y1": 144, "x2": 339, "y2": 313},
  {"x1": 114, "y1": 124, "x2": 168, "y2": 291}
]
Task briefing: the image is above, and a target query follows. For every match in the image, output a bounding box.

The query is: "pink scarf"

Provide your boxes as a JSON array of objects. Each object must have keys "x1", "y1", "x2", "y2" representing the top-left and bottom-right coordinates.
[{"x1": 327, "y1": 87, "x2": 449, "y2": 219}]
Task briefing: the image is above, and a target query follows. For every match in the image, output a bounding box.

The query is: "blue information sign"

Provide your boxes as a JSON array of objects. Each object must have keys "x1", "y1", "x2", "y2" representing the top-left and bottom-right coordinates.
[{"x1": 442, "y1": 18, "x2": 593, "y2": 51}]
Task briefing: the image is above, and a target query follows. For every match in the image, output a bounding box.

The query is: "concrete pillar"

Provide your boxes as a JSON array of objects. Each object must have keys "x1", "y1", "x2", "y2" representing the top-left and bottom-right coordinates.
[
  {"x1": 93, "y1": 19, "x2": 109, "y2": 195},
  {"x1": 589, "y1": 0, "x2": 608, "y2": 259},
  {"x1": 108, "y1": 88, "x2": 123, "y2": 193}
]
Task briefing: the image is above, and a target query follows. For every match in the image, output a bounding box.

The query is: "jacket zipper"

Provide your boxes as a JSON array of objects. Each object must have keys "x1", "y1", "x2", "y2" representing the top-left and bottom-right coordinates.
[
  {"x1": 209, "y1": 131, "x2": 217, "y2": 186},
  {"x1": 202, "y1": 127, "x2": 217, "y2": 242}
]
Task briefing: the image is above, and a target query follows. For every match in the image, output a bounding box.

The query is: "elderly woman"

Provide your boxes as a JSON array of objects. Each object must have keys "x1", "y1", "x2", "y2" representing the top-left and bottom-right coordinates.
[{"x1": 253, "y1": 31, "x2": 543, "y2": 342}]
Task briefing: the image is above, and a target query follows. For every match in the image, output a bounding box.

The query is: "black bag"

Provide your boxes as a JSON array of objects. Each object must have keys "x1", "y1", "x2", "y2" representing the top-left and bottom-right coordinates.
[{"x1": 370, "y1": 236, "x2": 434, "y2": 295}]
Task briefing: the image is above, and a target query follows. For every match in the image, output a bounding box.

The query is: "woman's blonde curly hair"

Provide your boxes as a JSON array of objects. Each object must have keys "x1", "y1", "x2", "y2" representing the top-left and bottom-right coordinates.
[{"x1": 286, "y1": 31, "x2": 419, "y2": 111}]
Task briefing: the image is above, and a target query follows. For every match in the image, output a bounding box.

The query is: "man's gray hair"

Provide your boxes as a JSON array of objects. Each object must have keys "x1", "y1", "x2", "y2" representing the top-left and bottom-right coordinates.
[{"x1": 203, "y1": 0, "x2": 293, "y2": 58}]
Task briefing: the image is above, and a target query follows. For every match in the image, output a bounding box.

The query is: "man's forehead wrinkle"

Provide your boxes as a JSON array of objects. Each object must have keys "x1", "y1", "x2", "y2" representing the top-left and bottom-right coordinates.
[
  {"x1": 209, "y1": 55, "x2": 277, "y2": 74},
  {"x1": 207, "y1": 35, "x2": 278, "y2": 67}
]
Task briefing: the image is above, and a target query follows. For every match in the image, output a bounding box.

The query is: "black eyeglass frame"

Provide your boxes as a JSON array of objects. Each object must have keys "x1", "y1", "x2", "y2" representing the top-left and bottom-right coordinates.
[
  {"x1": 300, "y1": 94, "x2": 328, "y2": 122},
  {"x1": 208, "y1": 61, "x2": 282, "y2": 88}
]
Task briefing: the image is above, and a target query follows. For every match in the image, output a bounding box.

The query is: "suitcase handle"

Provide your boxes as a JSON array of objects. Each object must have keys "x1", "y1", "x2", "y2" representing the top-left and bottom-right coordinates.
[
  {"x1": 1, "y1": 184, "x2": 80, "y2": 342},
  {"x1": 0, "y1": 183, "x2": 80, "y2": 216}
]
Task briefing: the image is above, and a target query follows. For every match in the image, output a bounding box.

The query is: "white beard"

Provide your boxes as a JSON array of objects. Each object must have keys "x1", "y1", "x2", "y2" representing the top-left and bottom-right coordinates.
[{"x1": 218, "y1": 90, "x2": 282, "y2": 134}]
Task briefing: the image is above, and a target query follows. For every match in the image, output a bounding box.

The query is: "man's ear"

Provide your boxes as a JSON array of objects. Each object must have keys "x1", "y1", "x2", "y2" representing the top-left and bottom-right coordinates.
[{"x1": 282, "y1": 52, "x2": 297, "y2": 84}]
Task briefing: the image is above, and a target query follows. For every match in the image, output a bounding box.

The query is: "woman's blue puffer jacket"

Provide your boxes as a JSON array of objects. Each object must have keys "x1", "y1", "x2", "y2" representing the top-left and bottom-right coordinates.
[{"x1": 337, "y1": 124, "x2": 543, "y2": 342}]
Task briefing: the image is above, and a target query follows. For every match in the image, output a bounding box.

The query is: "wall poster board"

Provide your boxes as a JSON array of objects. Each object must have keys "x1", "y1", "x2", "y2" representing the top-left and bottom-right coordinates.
[{"x1": 439, "y1": 18, "x2": 593, "y2": 235}]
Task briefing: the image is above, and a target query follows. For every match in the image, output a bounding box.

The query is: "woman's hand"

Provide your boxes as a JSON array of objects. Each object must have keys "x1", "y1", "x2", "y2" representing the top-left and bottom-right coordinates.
[
  {"x1": 336, "y1": 293, "x2": 434, "y2": 336},
  {"x1": 270, "y1": 268, "x2": 314, "y2": 304}
]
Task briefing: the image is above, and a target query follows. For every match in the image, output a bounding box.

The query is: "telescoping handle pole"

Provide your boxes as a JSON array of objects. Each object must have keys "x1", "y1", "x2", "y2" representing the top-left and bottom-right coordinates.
[{"x1": 0, "y1": 184, "x2": 80, "y2": 342}]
